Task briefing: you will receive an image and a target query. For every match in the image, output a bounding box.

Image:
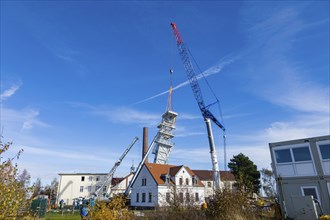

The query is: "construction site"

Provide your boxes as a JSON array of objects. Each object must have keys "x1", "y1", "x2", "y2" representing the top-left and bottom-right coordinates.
[
  {"x1": 54, "y1": 23, "x2": 330, "y2": 220},
  {"x1": 2, "y1": 1, "x2": 329, "y2": 219},
  {"x1": 57, "y1": 22, "x2": 236, "y2": 212}
]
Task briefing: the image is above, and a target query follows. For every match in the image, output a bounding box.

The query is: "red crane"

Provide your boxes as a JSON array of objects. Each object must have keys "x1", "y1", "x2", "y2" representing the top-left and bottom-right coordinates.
[{"x1": 171, "y1": 22, "x2": 226, "y2": 190}]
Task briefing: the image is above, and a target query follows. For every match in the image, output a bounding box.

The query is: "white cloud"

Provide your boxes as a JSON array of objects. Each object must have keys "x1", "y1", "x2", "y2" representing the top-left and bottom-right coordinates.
[
  {"x1": 1, "y1": 107, "x2": 50, "y2": 131},
  {"x1": 0, "y1": 83, "x2": 21, "y2": 101},
  {"x1": 132, "y1": 54, "x2": 238, "y2": 105},
  {"x1": 22, "y1": 145, "x2": 111, "y2": 163},
  {"x1": 67, "y1": 102, "x2": 161, "y2": 126}
]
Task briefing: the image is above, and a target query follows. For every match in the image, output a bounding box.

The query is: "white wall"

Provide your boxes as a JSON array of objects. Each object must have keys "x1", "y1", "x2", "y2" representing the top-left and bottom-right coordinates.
[
  {"x1": 130, "y1": 166, "x2": 159, "y2": 207},
  {"x1": 58, "y1": 174, "x2": 108, "y2": 205},
  {"x1": 130, "y1": 166, "x2": 205, "y2": 208},
  {"x1": 110, "y1": 174, "x2": 133, "y2": 197}
]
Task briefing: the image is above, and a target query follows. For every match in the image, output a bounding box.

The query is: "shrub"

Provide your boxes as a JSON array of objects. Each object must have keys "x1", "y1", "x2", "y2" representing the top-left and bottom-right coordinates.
[
  {"x1": 204, "y1": 188, "x2": 256, "y2": 220},
  {"x1": 89, "y1": 195, "x2": 132, "y2": 220}
]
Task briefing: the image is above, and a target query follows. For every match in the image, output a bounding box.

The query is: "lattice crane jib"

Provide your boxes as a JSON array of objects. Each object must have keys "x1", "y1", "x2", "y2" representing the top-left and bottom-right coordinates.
[{"x1": 171, "y1": 22, "x2": 226, "y2": 190}]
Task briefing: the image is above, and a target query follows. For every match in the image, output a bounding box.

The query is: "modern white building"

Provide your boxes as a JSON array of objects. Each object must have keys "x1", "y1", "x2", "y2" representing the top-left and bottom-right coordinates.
[
  {"x1": 57, "y1": 173, "x2": 133, "y2": 205},
  {"x1": 269, "y1": 135, "x2": 330, "y2": 219}
]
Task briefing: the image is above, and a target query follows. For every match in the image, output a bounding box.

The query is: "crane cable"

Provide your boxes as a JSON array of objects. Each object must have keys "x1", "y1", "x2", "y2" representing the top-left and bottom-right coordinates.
[{"x1": 187, "y1": 47, "x2": 227, "y2": 170}]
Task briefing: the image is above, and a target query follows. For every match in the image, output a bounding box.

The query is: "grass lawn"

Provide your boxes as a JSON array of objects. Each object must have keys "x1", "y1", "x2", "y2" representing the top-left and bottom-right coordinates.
[{"x1": 44, "y1": 211, "x2": 81, "y2": 220}]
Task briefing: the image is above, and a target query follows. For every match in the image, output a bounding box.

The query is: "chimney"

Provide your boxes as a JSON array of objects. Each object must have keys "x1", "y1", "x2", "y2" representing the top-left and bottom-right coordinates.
[{"x1": 142, "y1": 127, "x2": 148, "y2": 163}]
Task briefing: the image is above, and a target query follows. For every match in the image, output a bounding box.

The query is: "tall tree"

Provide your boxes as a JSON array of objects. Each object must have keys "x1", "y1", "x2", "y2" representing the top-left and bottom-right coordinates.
[
  {"x1": 44, "y1": 178, "x2": 58, "y2": 199},
  {"x1": 260, "y1": 168, "x2": 276, "y2": 199},
  {"x1": 228, "y1": 153, "x2": 261, "y2": 194},
  {"x1": 31, "y1": 178, "x2": 42, "y2": 199}
]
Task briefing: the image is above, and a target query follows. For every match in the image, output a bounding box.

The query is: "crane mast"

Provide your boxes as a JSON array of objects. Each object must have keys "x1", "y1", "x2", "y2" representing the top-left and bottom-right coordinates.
[
  {"x1": 171, "y1": 22, "x2": 225, "y2": 190},
  {"x1": 95, "y1": 137, "x2": 139, "y2": 199}
]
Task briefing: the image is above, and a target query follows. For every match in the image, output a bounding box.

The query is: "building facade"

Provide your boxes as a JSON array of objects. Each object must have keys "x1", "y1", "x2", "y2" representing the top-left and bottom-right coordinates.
[
  {"x1": 269, "y1": 135, "x2": 330, "y2": 219},
  {"x1": 57, "y1": 173, "x2": 132, "y2": 205},
  {"x1": 192, "y1": 170, "x2": 235, "y2": 198},
  {"x1": 130, "y1": 163, "x2": 205, "y2": 208}
]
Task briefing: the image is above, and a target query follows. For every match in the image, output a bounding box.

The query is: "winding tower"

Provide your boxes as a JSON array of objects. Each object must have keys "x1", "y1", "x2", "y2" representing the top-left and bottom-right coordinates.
[{"x1": 152, "y1": 69, "x2": 178, "y2": 164}]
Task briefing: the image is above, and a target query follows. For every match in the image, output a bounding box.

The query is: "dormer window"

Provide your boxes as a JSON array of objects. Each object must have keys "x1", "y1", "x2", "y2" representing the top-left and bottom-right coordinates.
[{"x1": 192, "y1": 176, "x2": 198, "y2": 185}]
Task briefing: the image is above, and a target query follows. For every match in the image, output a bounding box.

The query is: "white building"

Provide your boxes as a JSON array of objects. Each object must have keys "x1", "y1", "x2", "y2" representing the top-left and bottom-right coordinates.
[
  {"x1": 57, "y1": 173, "x2": 133, "y2": 205},
  {"x1": 192, "y1": 170, "x2": 235, "y2": 198},
  {"x1": 130, "y1": 162, "x2": 206, "y2": 208}
]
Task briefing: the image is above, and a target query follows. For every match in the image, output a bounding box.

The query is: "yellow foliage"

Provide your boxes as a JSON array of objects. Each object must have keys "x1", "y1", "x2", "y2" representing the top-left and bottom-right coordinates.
[
  {"x1": 0, "y1": 140, "x2": 32, "y2": 220},
  {"x1": 89, "y1": 195, "x2": 132, "y2": 220}
]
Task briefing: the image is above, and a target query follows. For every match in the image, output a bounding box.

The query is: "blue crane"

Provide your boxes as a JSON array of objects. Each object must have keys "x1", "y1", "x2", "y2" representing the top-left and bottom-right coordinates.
[{"x1": 171, "y1": 22, "x2": 226, "y2": 190}]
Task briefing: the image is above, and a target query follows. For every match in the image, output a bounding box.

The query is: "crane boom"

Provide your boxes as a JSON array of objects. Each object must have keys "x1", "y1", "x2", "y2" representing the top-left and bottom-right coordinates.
[
  {"x1": 125, "y1": 133, "x2": 159, "y2": 196},
  {"x1": 171, "y1": 22, "x2": 225, "y2": 190},
  {"x1": 95, "y1": 137, "x2": 139, "y2": 199},
  {"x1": 170, "y1": 23, "x2": 225, "y2": 132}
]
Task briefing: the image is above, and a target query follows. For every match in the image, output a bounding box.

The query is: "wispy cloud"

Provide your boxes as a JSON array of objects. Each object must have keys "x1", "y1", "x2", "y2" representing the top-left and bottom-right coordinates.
[
  {"x1": 67, "y1": 102, "x2": 161, "y2": 126},
  {"x1": 22, "y1": 145, "x2": 111, "y2": 163},
  {"x1": 0, "y1": 83, "x2": 22, "y2": 101},
  {"x1": 1, "y1": 107, "x2": 50, "y2": 131},
  {"x1": 94, "y1": 107, "x2": 160, "y2": 126},
  {"x1": 132, "y1": 54, "x2": 238, "y2": 105},
  {"x1": 241, "y1": 3, "x2": 329, "y2": 115}
]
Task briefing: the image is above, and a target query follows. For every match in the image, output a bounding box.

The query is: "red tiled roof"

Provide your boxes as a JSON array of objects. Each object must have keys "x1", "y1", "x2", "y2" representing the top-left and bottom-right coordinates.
[
  {"x1": 144, "y1": 163, "x2": 204, "y2": 187},
  {"x1": 111, "y1": 173, "x2": 133, "y2": 187},
  {"x1": 111, "y1": 177, "x2": 124, "y2": 186},
  {"x1": 192, "y1": 170, "x2": 235, "y2": 181}
]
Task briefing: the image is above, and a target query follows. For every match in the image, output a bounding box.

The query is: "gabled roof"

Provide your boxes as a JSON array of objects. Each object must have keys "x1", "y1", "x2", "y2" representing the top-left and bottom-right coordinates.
[
  {"x1": 192, "y1": 170, "x2": 235, "y2": 181},
  {"x1": 144, "y1": 163, "x2": 204, "y2": 187},
  {"x1": 111, "y1": 177, "x2": 124, "y2": 186},
  {"x1": 112, "y1": 173, "x2": 133, "y2": 187}
]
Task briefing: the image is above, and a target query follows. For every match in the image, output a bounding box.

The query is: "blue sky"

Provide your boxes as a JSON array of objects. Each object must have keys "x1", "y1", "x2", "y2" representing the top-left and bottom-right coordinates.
[{"x1": 1, "y1": 1, "x2": 329, "y2": 185}]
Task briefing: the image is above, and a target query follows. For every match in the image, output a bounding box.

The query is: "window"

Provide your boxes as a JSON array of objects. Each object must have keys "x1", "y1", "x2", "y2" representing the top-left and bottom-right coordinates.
[
  {"x1": 179, "y1": 178, "x2": 183, "y2": 185},
  {"x1": 142, "y1": 178, "x2": 147, "y2": 186},
  {"x1": 166, "y1": 192, "x2": 170, "y2": 203},
  {"x1": 301, "y1": 186, "x2": 319, "y2": 201},
  {"x1": 179, "y1": 193, "x2": 183, "y2": 202},
  {"x1": 81, "y1": 176, "x2": 85, "y2": 181},
  {"x1": 103, "y1": 186, "x2": 107, "y2": 192},
  {"x1": 80, "y1": 186, "x2": 84, "y2": 192},
  {"x1": 275, "y1": 149, "x2": 292, "y2": 163},
  {"x1": 195, "y1": 193, "x2": 199, "y2": 202},
  {"x1": 88, "y1": 186, "x2": 92, "y2": 192},
  {"x1": 185, "y1": 178, "x2": 189, "y2": 185},
  {"x1": 148, "y1": 192, "x2": 152, "y2": 203},
  {"x1": 96, "y1": 176, "x2": 100, "y2": 181},
  {"x1": 207, "y1": 181, "x2": 212, "y2": 187},
  {"x1": 88, "y1": 176, "x2": 93, "y2": 181},
  {"x1": 95, "y1": 185, "x2": 100, "y2": 191},
  {"x1": 319, "y1": 144, "x2": 330, "y2": 160},
  {"x1": 192, "y1": 176, "x2": 198, "y2": 185},
  {"x1": 292, "y1": 147, "x2": 312, "y2": 162},
  {"x1": 142, "y1": 193, "x2": 146, "y2": 203},
  {"x1": 186, "y1": 193, "x2": 190, "y2": 203},
  {"x1": 136, "y1": 193, "x2": 139, "y2": 202}
]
